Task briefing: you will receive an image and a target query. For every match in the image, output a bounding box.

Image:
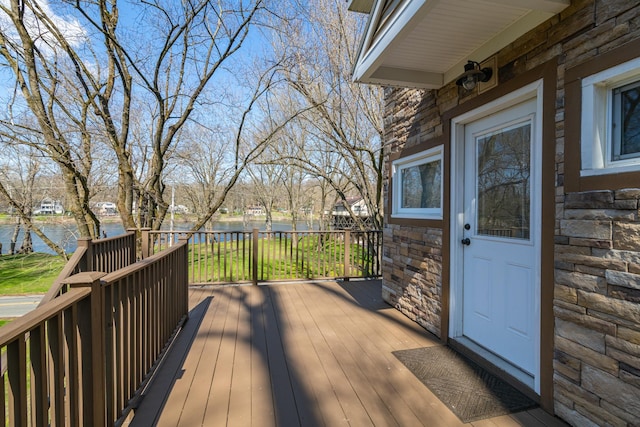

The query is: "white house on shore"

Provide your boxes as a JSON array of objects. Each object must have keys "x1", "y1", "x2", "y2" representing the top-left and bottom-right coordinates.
[
  {"x1": 34, "y1": 198, "x2": 63, "y2": 215},
  {"x1": 94, "y1": 201, "x2": 117, "y2": 216}
]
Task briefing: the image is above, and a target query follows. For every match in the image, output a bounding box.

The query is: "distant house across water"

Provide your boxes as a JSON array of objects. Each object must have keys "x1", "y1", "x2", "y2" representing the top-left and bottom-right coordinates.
[
  {"x1": 331, "y1": 197, "x2": 371, "y2": 229},
  {"x1": 244, "y1": 206, "x2": 264, "y2": 216},
  {"x1": 94, "y1": 202, "x2": 117, "y2": 216},
  {"x1": 34, "y1": 198, "x2": 63, "y2": 215}
]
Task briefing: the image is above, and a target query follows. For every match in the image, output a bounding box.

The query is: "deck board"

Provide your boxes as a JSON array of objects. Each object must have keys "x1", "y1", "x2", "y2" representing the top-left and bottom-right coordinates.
[
  {"x1": 249, "y1": 288, "x2": 278, "y2": 427},
  {"x1": 129, "y1": 280, "x2": 567, "y2": 427}
]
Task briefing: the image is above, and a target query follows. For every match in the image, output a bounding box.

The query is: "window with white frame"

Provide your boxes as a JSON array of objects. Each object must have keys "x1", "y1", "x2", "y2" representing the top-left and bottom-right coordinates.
[
  {"x1": 581, "y1": 56, "x2": 640, "y2": 175},
  {"x1": 391, "y1": 145, "x2": 443, "y2": 219}
]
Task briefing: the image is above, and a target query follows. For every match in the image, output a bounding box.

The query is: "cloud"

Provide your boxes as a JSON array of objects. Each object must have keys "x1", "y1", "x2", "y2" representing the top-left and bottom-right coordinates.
[{"x1": 0, "y1": 0, "x2": 87, "y2": 56}]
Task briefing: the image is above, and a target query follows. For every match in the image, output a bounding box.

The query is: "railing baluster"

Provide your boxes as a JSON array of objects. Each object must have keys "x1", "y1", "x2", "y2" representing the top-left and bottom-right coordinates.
[
  {"x1": 104, "y1": 283, "x2": 115, "y2": 424},
  {"x1": 216, "y1": 232, "x2": 220, "y2": 282},
  {"x1": 65, "y1": 304, "x2": 81, "y2": 427},
  {"x1": 7, "y1": 336, "x2": 27, "y2": 427},
  {"x1": 344, "y1": 230, "x2": 351, "y2": 279},
  {"x1": 203, "y1": 233, "x2": 209, "y2": 284},
  {"x1": 1, "y1": 361, "x2": 5, "y2": 426},
  {"x1": 47, "y1": 313, "x2": 64, "y2": 426},
  {"x1": 30, "y1": 323, "x2": 48, "y2": 426},
  {"x1": 253, "y1": 229, "x2": 259, "y2": 285}
]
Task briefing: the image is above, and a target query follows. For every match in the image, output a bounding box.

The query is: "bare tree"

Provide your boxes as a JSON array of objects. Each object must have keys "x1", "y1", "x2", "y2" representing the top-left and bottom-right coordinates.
[
  {"x1": 0, "y1": 0, "x2": 281, "y2": 238},
  {"x1": 270, "y1": 0, "x2": 385, "y2": 229},
  {"x1": 247, "y1": 151, "x2": 284, "y2": 232}
]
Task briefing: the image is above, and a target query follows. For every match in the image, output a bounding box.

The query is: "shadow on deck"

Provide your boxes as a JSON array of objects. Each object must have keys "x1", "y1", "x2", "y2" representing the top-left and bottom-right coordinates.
[{"x1": 128, "y1": 280, "x2": 565, "y2": 427}]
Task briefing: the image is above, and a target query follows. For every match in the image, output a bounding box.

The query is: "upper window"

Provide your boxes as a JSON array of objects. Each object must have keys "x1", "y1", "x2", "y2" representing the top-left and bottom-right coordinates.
[
  {"x1": 391, "y1": 145, "x2": 443, "y2": 219},
  {"x1": 581, "y1": 57, "x2": 640, "y2": 175}
]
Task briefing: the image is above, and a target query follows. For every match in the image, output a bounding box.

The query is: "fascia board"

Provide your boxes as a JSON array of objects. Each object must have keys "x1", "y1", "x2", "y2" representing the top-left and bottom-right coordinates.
[{"x1": 353, "y1": 0, "x2": 436, "y2": 82}]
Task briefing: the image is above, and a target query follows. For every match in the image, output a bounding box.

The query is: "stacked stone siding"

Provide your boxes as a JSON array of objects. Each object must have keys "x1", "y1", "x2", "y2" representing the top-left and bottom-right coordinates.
[
  {"x1": 381, "y1": 223, "x2": 442, "y2": 336},
  {"x1": 555, "y1": 190, "x2": 640, "y2": 426},
  {"x1": 382, "y1": 84, "x2": 444, "y2": 338},
  {"x1": 380, "y1": 1, "x2": 640, "y2": 425}
]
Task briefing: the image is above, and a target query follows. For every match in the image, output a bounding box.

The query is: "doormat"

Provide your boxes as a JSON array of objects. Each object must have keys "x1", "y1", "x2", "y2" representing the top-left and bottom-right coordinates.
[{"x1": 393, "y1": 346, "x2": 537, "y2": 423}]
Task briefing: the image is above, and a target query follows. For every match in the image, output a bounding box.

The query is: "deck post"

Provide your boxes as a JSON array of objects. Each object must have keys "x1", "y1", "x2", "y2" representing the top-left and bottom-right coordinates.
[
  {"x1": 178, "y1": 236, "x2": 190, "y2": 318},
  {"x1": 252, "y1": 228, "x2": 259, "y2": 286},
  {"x1": 64, "y1": 271, "x2": 108, "y2": 427},
  {"x1": 343, "y1": 230, "x2": 351, "y2": 280},
  {"x1": 127, "y1": 228, "x2": 140, "y2": 262},
  {"x1": 140, "y1": 228, "x2": 152, "y2": 259},
  {"x1": 77, "y1": 237, "x2": 93, "y2": 271}
]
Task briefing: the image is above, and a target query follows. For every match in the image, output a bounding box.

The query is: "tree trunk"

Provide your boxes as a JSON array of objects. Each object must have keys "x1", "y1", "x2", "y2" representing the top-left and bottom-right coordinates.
[
  {"x1": 10, "y1": 220, "x2": 20, "y2": 255},
  {"x1": 18, "y1": 226, "x2": 32, "y2": 254}
]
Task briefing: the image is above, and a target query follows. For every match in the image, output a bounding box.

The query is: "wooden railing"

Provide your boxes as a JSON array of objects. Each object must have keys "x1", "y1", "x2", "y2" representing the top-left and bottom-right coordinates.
[
  {"x1": 144, "y1": 229, "x2": 382, "y2": 284},
  {"x1": 39, "y1": 231, "x2": 137, "y2": 306},
  {"x1": 0, "y1": 239, "x2": 189, "y2": 426}
]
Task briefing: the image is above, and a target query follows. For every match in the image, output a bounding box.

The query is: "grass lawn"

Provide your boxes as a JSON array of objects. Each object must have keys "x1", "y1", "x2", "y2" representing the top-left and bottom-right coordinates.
[
  {"x1": 0, "y1": 253, "x2": 66, "y2": 295},
  {"x1": 0, "y1": 319, "x2": 8, "y2": 328}
]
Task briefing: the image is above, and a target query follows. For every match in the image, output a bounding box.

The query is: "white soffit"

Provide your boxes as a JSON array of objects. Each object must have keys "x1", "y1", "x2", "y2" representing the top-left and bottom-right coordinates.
[{"x1": 353, "y1": 0, "x2": 570, "y2": 89}]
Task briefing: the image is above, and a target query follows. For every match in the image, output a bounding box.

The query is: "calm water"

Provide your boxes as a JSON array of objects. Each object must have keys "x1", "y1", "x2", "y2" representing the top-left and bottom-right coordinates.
[{"x1": 0, "y1": 219, "x2": 317, "y2": 255}]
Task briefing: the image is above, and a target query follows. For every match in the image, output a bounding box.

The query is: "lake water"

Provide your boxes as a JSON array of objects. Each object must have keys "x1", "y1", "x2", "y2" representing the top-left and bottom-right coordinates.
[{"x1": 0, "y1": 219, "x2": 317, "y2": 255}]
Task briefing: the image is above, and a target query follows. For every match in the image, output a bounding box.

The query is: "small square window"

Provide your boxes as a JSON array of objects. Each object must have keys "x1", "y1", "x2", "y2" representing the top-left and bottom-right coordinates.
[
  {"x1": 612, "y1": 81, "x2": 640, "y2": 161},
  {"x1": 581, "y1": 56, "x2": 640, "y2": 175},
  {"x1": 392, "y1": 145, "x2": 443, "y2": 219}
]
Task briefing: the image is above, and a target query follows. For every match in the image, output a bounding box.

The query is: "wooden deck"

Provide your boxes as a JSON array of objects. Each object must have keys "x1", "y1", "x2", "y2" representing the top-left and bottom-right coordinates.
[{"x1": 128, "y1": 280, "x2": 566, "y2": 427}]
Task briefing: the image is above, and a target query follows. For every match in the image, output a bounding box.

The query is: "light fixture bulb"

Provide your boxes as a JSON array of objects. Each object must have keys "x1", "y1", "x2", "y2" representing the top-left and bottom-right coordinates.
[{"x1": 461, "y1": 75, "x2": 477, "y2": 90}]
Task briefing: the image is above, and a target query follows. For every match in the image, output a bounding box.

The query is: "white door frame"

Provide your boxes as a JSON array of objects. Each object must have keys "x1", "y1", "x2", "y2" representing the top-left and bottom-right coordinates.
[{"x1": 449, "y1": 80, "x2": 544, "y2": 393}]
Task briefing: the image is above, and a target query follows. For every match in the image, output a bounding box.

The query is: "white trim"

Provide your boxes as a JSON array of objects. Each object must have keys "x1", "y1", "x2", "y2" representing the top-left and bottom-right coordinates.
[
  {"x1": 353, "y1": 0, "x2": 437, "y2": 84},
  {"x1": 391, "y1": 145, "x2": 443, "y2": 219},
  {"x1": 580, "y1": 56, "x2": 640, "y2": 176},
  {"x1": 449, "y1": 80, "x2": 544, "y2": 393}
]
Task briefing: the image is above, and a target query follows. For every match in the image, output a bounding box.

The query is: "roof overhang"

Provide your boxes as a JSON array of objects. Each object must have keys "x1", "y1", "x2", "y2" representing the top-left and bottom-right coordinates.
[
  {"x1": 351, "y1": 0, "x2": 570, "y2": 89},
  {"x1": 347, "y1": 0, "x2": 374, "y2": 13}
]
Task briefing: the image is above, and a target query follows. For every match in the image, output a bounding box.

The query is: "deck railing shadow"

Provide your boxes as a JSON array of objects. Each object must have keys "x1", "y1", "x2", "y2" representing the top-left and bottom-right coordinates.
[
  {"x1": 129, "y1": 284, "x2": 323, "y2": 426},
  {"x1": 128, "y1": 297, "x2": 213, "y2": 426}
]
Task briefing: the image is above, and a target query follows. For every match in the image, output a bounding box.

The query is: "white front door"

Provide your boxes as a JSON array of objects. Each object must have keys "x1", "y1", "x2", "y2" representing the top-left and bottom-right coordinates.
[{"x1": 461, "y1": 98, "x2": 540, "y2": 376}]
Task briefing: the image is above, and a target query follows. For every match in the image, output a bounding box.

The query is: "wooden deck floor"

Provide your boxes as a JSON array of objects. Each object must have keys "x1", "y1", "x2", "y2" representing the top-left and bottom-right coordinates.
[{"x1": 129, "y1": 280, "x2": 566, "y2": 427}]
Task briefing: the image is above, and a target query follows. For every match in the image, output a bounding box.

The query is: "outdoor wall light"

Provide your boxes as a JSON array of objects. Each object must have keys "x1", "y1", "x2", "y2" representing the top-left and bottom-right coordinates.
[{"x1": 455, "y1": 61, "x2": 493, "y2": 91}]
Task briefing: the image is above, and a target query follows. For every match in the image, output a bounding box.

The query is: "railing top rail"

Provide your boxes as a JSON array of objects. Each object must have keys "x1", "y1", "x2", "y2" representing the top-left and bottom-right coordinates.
[
  {"x1": 147, "y1": 229, "x2": 381, "y2": 234},
  {"x1": 102, "y1": 240, "x2": 188, "y2": 284},
  {"x1": 38, "y1": 246, "x2": 88, "y2": 307},
  {"x1": 94, "y1": 230, "x2": 135, "y2": 244},
  {"x1": 39, "y1": 231, "x2": 137, "y2": 307},
  {"x1": 0, "y1": 287, "x2": 92, "y2": 346}
]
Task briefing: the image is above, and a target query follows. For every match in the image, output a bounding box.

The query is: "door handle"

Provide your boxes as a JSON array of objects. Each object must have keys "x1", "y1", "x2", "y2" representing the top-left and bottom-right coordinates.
[{"x1": 461, "y1": 238, "x2": 471, "y2": 246}]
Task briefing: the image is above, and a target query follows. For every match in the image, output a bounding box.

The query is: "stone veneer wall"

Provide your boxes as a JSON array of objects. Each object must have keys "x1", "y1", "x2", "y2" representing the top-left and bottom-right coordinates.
[
  {"x1": 554, "y1": 190, "x2": 640, "y2": 425},
  {"x1": 380, "y1": 0, "x2": 640, "y2": 425},
  {"x1": 381, "y1": 224, "x2": 442, "y2": 337},
  {"x1": 381, "y1": 86, "x2": 445, "y2": 337}
]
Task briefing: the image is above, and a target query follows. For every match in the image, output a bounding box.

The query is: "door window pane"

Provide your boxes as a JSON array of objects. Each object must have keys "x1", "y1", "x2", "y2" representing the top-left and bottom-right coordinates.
[{"x1": 476, "y1": 123, "x2": 531, "y2": 240}]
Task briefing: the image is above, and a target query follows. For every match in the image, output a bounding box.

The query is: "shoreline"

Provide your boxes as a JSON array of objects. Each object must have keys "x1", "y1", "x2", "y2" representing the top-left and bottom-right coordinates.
[{"x1": 0, "y1": 213, "x2": 297, "y2": 226}]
